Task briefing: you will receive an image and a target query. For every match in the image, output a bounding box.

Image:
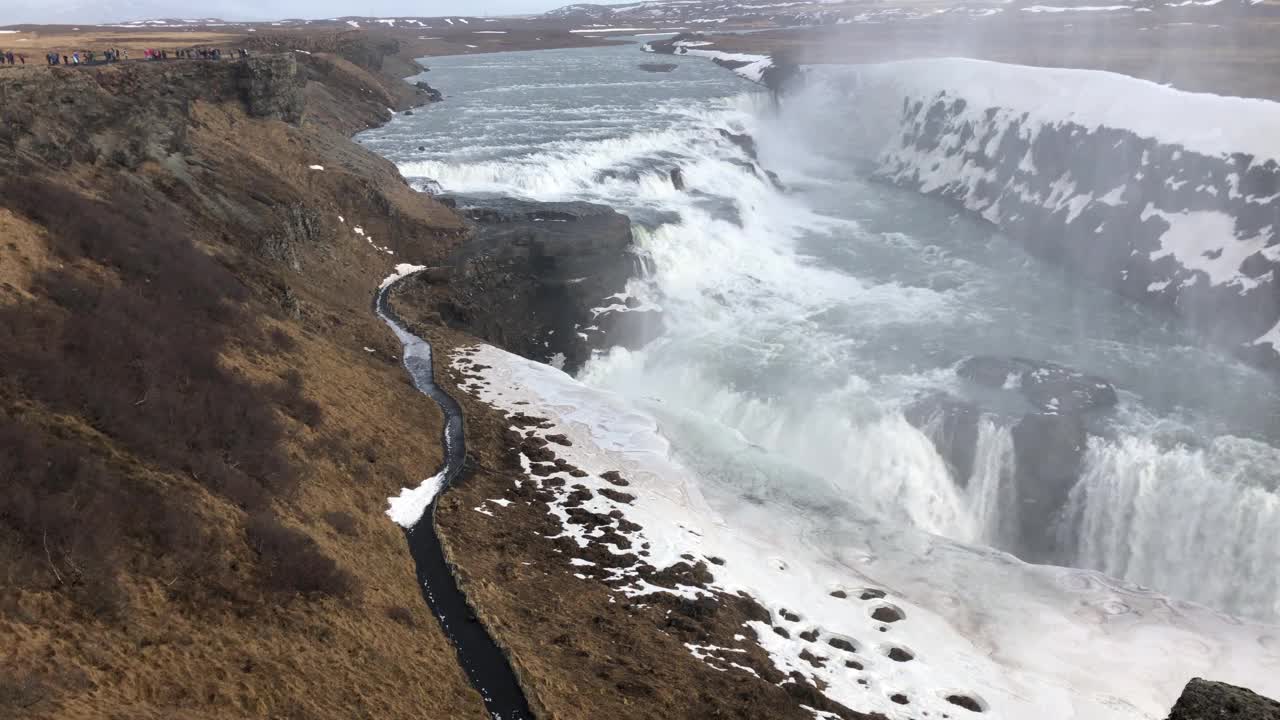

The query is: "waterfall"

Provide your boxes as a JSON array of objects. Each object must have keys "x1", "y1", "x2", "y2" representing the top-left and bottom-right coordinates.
[
  {"x1": 967, "y1": 419, "x2": 1018, "y2": 550},
  {"x1": 1063, "y1": 435, "x2": 1280, "y2": 621}
]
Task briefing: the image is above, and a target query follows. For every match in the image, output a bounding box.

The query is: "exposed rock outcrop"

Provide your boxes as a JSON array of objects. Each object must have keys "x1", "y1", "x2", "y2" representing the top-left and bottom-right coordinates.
[
  {"x1": 904, "y1": 393, "x2": 982, "y2": 487},
  {"x1": 0, "y1": 55, "x2": 303, "y2": 172},
  {"x1": 412, "y1": 195, "x2": 662, "y2": 373},
  {"x1": 1011, "y1": 412, "x2": 1088, "y2": 560},
  {"x1": 958, "y1": 355, "x2": 1118, "y2": 414},
  {"x1": 1166, "y1": 677, "x2": 1280, "y2": 719}
]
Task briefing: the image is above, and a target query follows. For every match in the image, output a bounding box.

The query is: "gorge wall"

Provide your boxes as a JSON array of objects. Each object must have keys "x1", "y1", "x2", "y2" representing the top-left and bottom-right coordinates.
[{"x1": 792, "y1": 58, "x2": 1280, "y2": 373}]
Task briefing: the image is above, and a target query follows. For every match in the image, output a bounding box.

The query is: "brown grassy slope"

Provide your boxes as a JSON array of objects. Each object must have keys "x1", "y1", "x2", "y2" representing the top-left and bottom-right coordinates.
[{"x1": 0, "y1": 51, "x2": 482, "y2": 720}]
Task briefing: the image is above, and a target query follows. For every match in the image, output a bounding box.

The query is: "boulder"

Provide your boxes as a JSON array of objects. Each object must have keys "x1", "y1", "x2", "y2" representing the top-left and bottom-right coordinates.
[
  {"x1": 958, "y1": 355, "x2": 1117, "y2": 414},
  {"x1": 413, "y1": 80, "x2": 443, "y2": 102},
  {"x1": 1011, "y1": 412, "x2": 1087, "y2": 560},
  {"x1": 1165, "y1": 678, "x2": 1280, "y2": 719},
  {"x1": 719, "y1": 129, "x2": 759, "y2": 161},
  {"x1": 670, "y1": 168, "x2": 685, "y2": 191},
  {"x1": 904, "y1": 394, "x2": 981, "y2": 488},
  {"x1": 433, "y1": 196, "x2": 662, "y2": 373}
]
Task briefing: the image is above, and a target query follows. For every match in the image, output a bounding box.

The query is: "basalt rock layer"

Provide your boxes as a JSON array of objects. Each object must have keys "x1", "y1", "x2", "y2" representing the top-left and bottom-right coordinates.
[{"x1": 401, "y1": 195, "x2": 662, "y2": 374}]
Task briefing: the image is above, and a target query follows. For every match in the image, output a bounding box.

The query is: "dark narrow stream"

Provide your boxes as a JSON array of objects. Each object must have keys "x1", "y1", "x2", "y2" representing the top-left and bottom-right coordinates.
[{"x1": 374, "y1": 276, "x2": 534, "y2": 720}]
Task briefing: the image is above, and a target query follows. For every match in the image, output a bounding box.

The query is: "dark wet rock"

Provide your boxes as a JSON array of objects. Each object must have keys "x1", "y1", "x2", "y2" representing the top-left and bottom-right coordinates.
[
  {"x1": 719, "y1": 129, "x2": 759, "y2": 161},
  {"x1": 886, "y1": 647, "x2": 914, "y2": 663},
  {"x1": 905, "y1": 393, "x2": 981, "y2": 487},
  {"x1": 402, "y1": 109, "x2": 414, "y2": 116},
  {"x1": 780, "y1": 609, "x2": 801, "y2": 622},
  {"x1": 890, "y1": 694, "x2": 910, "y2": 705},
  {"x1": 1011, "y1": 412, "x2": 1087, "y2": 560},
  {"x1": 638, "y1": 63, "x2": 678, "y2": 73},
  {"x1": 1165, "y1": 678, "x2": 1280, "y2": 719},
  {"x1": 798, "y1": 649, "x2": 827, "y2": 668},
  {"x1": 947, "y1": 694, "x2": 985, "y2": 713},
  {"x1": 760, "y1": 54, "x2": 802, "y2": 98},
  {"x1": 773, "y1": 626, "x2": 791, "y2": 639},
  {"x1": 829, "y1": 590, "x2": 847, "y2": 599},
  {"x1": 601, "y1": 471, "x2": 629, "y2": 486},
  {"x1": 859, "y1": 589, "x2": 886, "y2": 600},
  {"x1": 958, "y1": 356, "x2": 1117, "y2": 414},
  {"x1": 598, "y1": 488, "x2": 635, "y2": 505},
  {"x1": 643, "y1": 33, "x2": 710, "y2": 55},
  {"x1": 871, "y1": 605, "x2": 904, "y2": 623},
  {"x1": 413, "y1": 80, "x2": 443, "y2": 102},
  {"x1": 427, "y1": 195, "x2": 663, "y2": 374},
  {"x1": 670, "y1": 167, "x2": 685, "y2": 191},
  {"x1": 799, "y1": 629, "x2": 819, "y2": 642},
  {"x1": 827, "y1": 637, "x2": 857, "y2": 652}
]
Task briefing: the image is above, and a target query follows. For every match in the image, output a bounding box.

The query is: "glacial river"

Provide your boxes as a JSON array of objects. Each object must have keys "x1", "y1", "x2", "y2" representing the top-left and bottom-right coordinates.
[{"x1": 358, "y1": 40, "x2": 1280, "y2": 718}]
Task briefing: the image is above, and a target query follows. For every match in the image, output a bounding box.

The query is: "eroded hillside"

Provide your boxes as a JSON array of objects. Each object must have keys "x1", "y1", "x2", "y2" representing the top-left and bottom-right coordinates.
[{"x1": 0, "y1": 45, "x2": 482, "y2": 720}]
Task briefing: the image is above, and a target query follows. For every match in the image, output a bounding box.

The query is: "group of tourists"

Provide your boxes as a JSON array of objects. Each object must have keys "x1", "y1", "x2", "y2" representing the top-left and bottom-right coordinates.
[
  {"x1": 44, "y1": 48, "x2": 124, "y2": 65},
  {"x1": 0, "y1": 46, "x2": 251, "y2": 69}
]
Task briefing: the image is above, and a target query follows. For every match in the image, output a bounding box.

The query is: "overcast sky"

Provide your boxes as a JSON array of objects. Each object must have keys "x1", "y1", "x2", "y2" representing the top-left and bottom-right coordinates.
[{"x1": 3, "y1": 0, "x2": 577, "y2": 25}]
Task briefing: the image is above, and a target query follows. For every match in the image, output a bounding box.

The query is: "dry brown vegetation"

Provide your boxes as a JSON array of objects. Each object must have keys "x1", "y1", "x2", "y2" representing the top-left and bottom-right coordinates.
[{"x1": 0, "y1": 43, "x2": 485, "y2": 720}]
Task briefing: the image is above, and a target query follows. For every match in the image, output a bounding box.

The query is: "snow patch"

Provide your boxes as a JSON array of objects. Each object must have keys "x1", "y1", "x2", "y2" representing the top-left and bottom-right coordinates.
[{"x1": 386, "y1": 471, "x2": 444, "y2": 528}]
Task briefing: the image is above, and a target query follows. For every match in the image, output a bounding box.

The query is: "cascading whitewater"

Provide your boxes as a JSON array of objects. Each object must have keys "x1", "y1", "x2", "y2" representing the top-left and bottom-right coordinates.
[
  {"x1": 362, "y1": 44, "x2": 1280, "y2": 625},
  {"x1": 967, "y1": 419, "x2": 1018, "y2": 549},
  {"x1": 1062, "y1": 435, "x2": 1280, "y2": 621}
]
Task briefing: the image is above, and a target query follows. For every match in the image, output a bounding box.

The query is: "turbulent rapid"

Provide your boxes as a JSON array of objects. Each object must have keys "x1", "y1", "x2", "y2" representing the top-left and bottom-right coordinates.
[{"x1": 358, "y1": 40, "x2": 1280, "y2": 696}]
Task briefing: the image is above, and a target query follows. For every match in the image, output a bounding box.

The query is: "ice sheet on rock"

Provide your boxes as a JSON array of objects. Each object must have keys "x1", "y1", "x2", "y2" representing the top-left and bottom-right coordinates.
[{"x1": 458, "y1": 342, "x2": 1280, "y2": 720}]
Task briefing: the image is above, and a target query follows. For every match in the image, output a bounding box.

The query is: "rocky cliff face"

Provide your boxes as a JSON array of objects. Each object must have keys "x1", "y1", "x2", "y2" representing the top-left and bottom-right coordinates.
[
  {"x1": 1, "y1": 55, "x2": 303, "y2": 172},
  {"x1": 803, "y1": 59, "x2": 1280, "y2": 374},
  {"x1": 396, "y1": 196, "x2": 661, "y2": 375}
]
